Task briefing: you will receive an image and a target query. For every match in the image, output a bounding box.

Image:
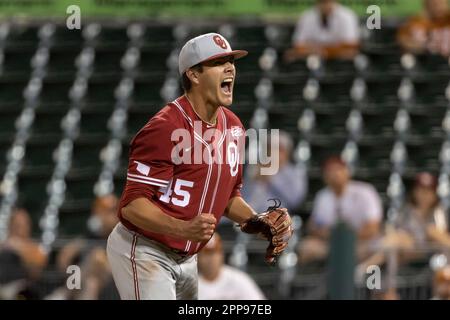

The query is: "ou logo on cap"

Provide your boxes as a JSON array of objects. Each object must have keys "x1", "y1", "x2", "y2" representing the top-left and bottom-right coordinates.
[{"x1": 213, "y1": 35, "x2": 228, "y2": 49}]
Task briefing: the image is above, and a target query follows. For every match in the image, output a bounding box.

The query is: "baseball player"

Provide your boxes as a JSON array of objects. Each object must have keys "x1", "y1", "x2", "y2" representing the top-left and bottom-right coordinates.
[{"x1": 106, "y1": 33, "x2": 293, "y2": 300}]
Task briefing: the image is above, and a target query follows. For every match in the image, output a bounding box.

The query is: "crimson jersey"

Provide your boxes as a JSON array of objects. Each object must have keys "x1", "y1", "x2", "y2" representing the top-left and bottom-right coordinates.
[{"x1": 119, "y1": 95, "x2": 245, "y2": 255}]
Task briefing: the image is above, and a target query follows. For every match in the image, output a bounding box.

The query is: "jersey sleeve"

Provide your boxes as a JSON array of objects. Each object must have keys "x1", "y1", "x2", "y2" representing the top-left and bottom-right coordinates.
[{"x1": 120, "y1": 116, "x2": 176, "y2": 207}]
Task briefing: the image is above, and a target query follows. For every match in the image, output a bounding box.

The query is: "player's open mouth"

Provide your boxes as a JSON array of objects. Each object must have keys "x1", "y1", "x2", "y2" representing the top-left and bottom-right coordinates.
[{"x1": 220, "y1": 78, "x2": 233, "y2": 95}]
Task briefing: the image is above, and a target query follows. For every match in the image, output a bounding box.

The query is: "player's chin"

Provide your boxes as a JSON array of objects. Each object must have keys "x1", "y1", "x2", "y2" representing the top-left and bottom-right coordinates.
[{"x1": 219, "y1": 93, "x2": 233, "y2": 107}]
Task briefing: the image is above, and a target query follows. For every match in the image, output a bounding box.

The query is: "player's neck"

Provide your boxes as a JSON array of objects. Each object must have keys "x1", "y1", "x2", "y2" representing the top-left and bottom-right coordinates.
[{"x1": 185, "y1": 92, "x2": 218, "y2": 126}]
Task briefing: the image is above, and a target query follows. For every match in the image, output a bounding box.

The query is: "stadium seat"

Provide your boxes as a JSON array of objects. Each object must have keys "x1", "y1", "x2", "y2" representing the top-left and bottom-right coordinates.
[
  {"x1": 45, "y1": 25, "x2": 83, "y2": 49},
  {"x1": 69, "y1": 138, "x2": 105, "y2": 174},
  {"x1": 79, "y1": 109, "x2": 113, "y2": 138},
  {"x1": 16, "y1": 172, "x2": 51, "y2": 229},
  {"x1": 31, "y1": 110, "x2": 65, "y2": 140},
  {"x1": 39, "y1": 80, "x2": 73, "y2": 106},
  {"x1": 0, "y1": 107, "x2": 21, "y2": 139},
  {"x1": 1, "y1": 24, "x2": 39, "y2": 50},
  {"x1": 224, "y1": 24, "x2": 267, "y2": 48},
  {"x1": 360, "y1": 22, "x2": 399, "y2": 51},
  {"x1": 137, "y1": 48, "x2": 172, "y2": 77},
  {"x1": 83, "y1": 79, "x2": 119, "y2": 106},
  {"x1": 141, "y1": 24, "x2": 175, "y2": 48},
  {"x1": 91, "y1": 48, "x2": 126, "y2": 78},
  {"x1": 0, "y1": 80, "x2": 27, "y2": 104},
  {"x1": 0, "y1": 48, "x2": 34, "y2": 77},
  {"x1": 126, "y1": 108, "x2": 154, "y2": 137},
  {"x1": 45, "y1": 49, "x2": 80, "y2": 79},
  {"x1": 409, "y1": 54, "x2": 450, "y2": 77},
  {"x1": 84, "y1": 25, "x2": 128, "y2": 50},
  {"x1": 22, "y1": 138, "x2": 60, "y2": 175},
  {"x1": 362, "y1": 51, "x2": 403, "y2": 76},
  {"x1": 132, "y1": 78, "x2": 167, "y2": 106}
]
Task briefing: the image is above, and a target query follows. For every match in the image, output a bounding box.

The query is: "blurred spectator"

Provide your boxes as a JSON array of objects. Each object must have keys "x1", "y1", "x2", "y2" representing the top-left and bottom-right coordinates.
[
  {"x1": 198, "y1": 233, "x2": 265, "y2": 300},
  {"x1": 45, "y1": 247, "x2": 112, "y2": 300},
  {"x1": 298, "y1": 156, "x2": 382, "y2": 264},
  {"x1": 395, "y1": 173, "x2": 450, "y2": 251},
  {"x1": 397, "y1": 0, "x2": 450, "y2": 57},
  {"x1": 44, "y1": 194, "x2": 119, "y2": 300},
  {"x1": 372, "y1": 287, "x2": 401, "y2": 300},
  {"x1": 0, "y1": 208, "x2": 48, "y2": 299},
  {"x1": 359, "y1": 173, "x2": 450, "y2": 271},
  {"x1": 242, "y1": 130, "x2": 307, "y2": 214},
  {"x1": 284, "y1": 0, "x2": 360, "y2": 61},
  {"x1": 87, "y1": 194, "x2": 120, "y2": 240},
  {"x1": 432, "y1": 265, "x2": 450, "y2": 300},
  {"x1": 0, "y1": 208, "x2": 47, "y2": 280}
]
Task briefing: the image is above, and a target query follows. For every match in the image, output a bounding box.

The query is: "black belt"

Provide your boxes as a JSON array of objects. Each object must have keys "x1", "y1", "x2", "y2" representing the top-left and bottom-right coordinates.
[{"x1": 170, "y1": 248, "x2": 190, "y2": 257}]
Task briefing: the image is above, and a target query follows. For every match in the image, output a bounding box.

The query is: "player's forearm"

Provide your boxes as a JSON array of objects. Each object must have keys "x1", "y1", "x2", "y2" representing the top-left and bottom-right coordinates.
[
  {"x1": 121, "y1": 198, "x2": 187, "y2": 239},
  {"x1": 224, "y1": 196, "x2": 257, "y2": 224}
]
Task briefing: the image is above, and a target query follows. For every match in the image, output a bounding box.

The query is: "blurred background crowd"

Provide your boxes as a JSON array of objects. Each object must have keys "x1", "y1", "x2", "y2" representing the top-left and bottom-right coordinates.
[{"x1": 1, "y1": 0, "x2": 450, "y2": 299}]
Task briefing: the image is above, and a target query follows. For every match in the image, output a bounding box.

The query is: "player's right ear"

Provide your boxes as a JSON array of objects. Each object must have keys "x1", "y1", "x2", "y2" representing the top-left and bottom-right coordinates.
[{"x1": 186, "y1": 68, "x2": 200, "y2": 86}]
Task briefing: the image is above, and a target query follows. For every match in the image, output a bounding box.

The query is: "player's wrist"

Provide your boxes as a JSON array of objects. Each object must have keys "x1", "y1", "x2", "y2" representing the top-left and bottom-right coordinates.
[{"x1": 171, "y1": 218, "x2": 188, "y2": 239}]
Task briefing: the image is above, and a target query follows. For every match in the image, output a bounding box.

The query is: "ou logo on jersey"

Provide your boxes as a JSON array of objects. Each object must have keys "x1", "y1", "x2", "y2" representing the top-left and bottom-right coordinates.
[{"x1": 227, "y1": 142, "x2": 239, "y2": 177}]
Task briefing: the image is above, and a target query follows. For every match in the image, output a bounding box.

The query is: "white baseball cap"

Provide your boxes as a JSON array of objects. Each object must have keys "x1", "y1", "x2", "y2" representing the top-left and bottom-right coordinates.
[{"x1": 178, "y1": 33, "x2": 248, "y2": 75}]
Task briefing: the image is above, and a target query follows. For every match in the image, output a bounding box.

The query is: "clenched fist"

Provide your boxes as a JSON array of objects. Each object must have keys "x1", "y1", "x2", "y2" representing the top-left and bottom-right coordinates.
[{"x1": 182, "y1": 213, "x2": 216, "y2": 242}]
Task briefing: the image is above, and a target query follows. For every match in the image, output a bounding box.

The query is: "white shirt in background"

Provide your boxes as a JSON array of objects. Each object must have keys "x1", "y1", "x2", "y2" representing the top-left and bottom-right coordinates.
[
  {"x1": 311, "y1": 180, "x2": 382, "y2": 231},
  {"x1": 198, "y1": 265, "x2": 266, "y2": 300},
  {"x1": 292, "y1": 4, "x2": 360, "y2": 46}
]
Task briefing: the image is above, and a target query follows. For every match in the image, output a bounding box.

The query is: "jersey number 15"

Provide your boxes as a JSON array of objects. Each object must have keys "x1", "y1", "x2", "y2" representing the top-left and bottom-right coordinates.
[{"x1": 159, "y1": 178, "x2": 194, "y2": 207}]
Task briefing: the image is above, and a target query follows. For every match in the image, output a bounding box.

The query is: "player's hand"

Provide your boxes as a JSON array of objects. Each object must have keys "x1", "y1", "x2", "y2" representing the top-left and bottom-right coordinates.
[{"x1": 182, "y1": 213, "x2": 216, "y2": 242}]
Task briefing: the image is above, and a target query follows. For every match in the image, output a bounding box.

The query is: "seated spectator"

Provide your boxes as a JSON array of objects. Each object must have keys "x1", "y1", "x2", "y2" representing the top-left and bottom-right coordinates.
[
  {"x1": 0, "y1": 208, "x2": 47, "y2": 279},
  {"x1": 359, "y1": 173, "x2": 450, "y2": 270},
  {"x1": 397, "y1": 0, "x2": 450, "y2": 57},
  {"x1": 87, "y1": 194, "x2": 120, "y2": 240},
  {"x1": 0, "y1": 208, "x2": 48, "y2": 299},
  {"x1": 198, "y1": 233, "x2": 265, "y2": 300},
  {"x1": 45, "y1": 194, "x2": 119, "y2": 300},
  {"x1": 242, "y1": 130, "x2": 307, "y2": 214},
  {"x1": 45, "y1": 246, "x2": 112, "y2": 300},
  {"x1": 298, "y1": 156, "x2": 382, "y2": 264},
  {"x1": 284, "y1": 0, "x2": 360, "y2": 62},
  {"x1": 432, "y1": 265, "x2": 450, "y2": 300},
  {"x1": 395, "y1": 173, "x2": 450, "y2": 251},
  {"x1": 372, "y1": 287, "x2": 400, "y2": 300}
]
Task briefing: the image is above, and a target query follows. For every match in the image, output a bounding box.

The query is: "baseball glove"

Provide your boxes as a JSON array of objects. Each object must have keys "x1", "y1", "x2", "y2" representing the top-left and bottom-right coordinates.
[{"x1": 240, "y1": 199, "x2": 293, "y2": 265}]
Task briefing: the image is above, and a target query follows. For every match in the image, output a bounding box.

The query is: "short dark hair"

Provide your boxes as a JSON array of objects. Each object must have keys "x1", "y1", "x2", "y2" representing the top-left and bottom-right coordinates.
[
  {"x1": 322, "y1": 155, "x2": 347, "y2": 171},
  {"x1": 181, "y1": 64, "x2": 203, "y2": 92}
]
